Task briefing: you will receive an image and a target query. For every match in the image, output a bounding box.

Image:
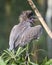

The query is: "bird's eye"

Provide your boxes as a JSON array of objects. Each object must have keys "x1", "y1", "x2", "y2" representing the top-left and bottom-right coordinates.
[{"x1": 28, "y1": 12, "x2": 33, "y2": 18}]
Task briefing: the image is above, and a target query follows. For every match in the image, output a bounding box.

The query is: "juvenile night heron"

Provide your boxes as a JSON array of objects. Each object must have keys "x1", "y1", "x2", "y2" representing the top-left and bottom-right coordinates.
[{"x1": 9, "y1": 10, "x2": 42, "y2": 51}]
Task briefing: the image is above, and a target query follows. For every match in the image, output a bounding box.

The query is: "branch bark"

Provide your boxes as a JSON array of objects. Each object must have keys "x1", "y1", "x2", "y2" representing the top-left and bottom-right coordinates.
[{"x1": 27, "y1": 0, "x2": 52, "y2": 39}]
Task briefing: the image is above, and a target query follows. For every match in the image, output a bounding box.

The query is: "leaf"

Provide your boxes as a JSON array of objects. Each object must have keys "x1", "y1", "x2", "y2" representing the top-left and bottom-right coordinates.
[
  {"x1": 0, "y1": 56, "x2": 6, "y2": 65},
  {"x1": 45, "y1": 59, "x2": 52, "y2": 65},
  {"x1": 11, "y1": 63, "x2": 16, "y2": 65},
  {"x1": 29, "y1": 61, "x2": 38, "y2": 65},
  {"x1": 16, "y1": 47, "x2": 23, "y2": 55},
  {"x1": 1, "y1": 52, "x2": 6, "y2": 57},
  {"x1": 5, "y1": 57, "x2": 11, "y2": 64},
  {"x1": 41, "y1": 57, "x2": 47, "y2": 65},
  {"x1": 16, "y1": 47, "x2": 26, "y2": 56}
]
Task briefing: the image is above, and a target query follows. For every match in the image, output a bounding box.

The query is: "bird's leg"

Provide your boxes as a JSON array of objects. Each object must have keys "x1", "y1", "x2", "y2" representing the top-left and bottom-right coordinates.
[
  {"x1": 25, "y1": 43, "x2": 29, "y2": 65},
  {"x1": 13, "y1": 38, "x2": 19, "y2": 54}
]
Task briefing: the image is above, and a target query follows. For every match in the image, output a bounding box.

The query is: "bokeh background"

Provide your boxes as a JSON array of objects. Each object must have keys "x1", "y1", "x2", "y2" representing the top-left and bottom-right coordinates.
[{"x1": 0, "y1": 0, "x2": 52, "y2": 61}]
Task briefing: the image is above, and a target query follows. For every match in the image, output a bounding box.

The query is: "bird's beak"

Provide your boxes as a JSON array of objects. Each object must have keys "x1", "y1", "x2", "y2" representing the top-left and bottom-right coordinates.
[
  {"x1": 30, "y1": 15, "x2": 39, "y2": 25},
  {"x1": 31, "y1": 15, "x2": 39, "y2": 20},
  {"x1": 30, "y1": 15, "x2": 38, "y2": 23}
]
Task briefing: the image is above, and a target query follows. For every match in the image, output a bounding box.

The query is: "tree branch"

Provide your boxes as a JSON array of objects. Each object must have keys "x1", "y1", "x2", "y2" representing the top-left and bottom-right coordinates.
[{"x1": 27, "y1": 0, "x2": 52, "y2": 39}]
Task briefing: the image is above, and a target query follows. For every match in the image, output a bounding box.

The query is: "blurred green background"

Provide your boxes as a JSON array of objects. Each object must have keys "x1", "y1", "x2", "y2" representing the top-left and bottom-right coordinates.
[
  {"x1": 0, "y1": 0, "x2": 47, "y2": 51},
  {"x1": 0, "y1": 0, "x2": 48, "y2": 59}
]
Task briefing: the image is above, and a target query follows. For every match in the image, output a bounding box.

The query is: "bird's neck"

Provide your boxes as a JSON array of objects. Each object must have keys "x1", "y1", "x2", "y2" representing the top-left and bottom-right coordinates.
[{"x1": 20, "y1": 21, "x2": 31, "y2": 27}]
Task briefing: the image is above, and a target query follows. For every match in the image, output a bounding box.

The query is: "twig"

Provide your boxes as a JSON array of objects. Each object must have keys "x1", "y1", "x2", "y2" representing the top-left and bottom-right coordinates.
[{"x1": 27, "y1": 0, "x2": 52, "y2": 39}]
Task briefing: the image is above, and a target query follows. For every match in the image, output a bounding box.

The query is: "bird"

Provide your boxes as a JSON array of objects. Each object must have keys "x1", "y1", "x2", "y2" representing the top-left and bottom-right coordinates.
[{"x1": 8, "y1": 10, "x2": 42, "y2": 51}]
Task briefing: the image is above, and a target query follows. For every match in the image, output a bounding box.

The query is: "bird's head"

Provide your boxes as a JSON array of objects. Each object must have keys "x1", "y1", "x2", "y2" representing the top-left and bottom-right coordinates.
[{"x1": 19, "y1": 10, "x2": 36, "y2": 23}]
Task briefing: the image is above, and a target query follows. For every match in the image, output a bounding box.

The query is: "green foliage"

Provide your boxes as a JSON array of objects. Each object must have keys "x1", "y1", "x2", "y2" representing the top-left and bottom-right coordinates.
[
  {"x1": 0, "y1": 47, "x2": 38, "y2": 65},
  {"x1": 45, "y1": 59, "x2": 52, "y2": 65},
  {"x1": 0, "y1": 57, "x2": 6, "y2": 65},
  {"x1": 0, "y1": 46, "x2": 52, "y2": 65}
]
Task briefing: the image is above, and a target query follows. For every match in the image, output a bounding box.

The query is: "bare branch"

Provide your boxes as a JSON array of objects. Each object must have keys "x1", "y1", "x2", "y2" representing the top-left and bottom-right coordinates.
[{"x1": 27, "y1": 0, "x2": 52, "y2": 39}]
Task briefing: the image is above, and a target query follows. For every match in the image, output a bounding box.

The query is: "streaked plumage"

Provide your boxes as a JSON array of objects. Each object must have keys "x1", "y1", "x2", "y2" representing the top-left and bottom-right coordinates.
[
  {"x1": 9, "y1": 10, "x2": 42, "y2": 51},
  {"x1": 15, "y1": 25, "x2": 42, "y2": 47}
]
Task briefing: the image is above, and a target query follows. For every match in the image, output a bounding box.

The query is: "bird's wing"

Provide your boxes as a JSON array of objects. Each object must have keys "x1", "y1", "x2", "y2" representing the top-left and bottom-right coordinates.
[
  {"x1": 18, "y1": 25, "x2": 42, "y2": 46},
  {"x1": 9, "y1": 25, "x2": 19, "y2": 50},
  {"x1": 9, "y1": 23, "x2": 29, "y2": 50}
]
